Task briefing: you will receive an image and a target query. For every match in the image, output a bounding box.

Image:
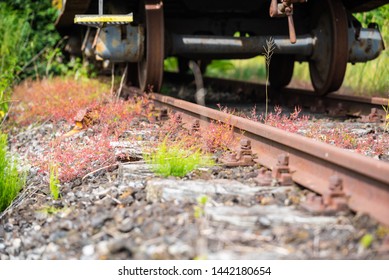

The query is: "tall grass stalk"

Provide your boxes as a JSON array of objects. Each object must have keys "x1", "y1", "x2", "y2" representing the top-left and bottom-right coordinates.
[
  {"x1": 145, "y1": 138, "x2": 214, "y2": 177},
  {"x1": 263, "y1": 37, "x2": 276, "y2": 120},
  {"x1": 0, "y1": 134, "x2": 25, "y2": 212}
]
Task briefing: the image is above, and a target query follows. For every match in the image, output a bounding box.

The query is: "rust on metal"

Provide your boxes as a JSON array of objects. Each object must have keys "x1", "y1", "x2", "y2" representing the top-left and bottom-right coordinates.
[
  {"x1": 360, "y1": 108, "x2": 383, "y2": 123},
  {"x1": 255, "y1": 167, "x2": 273, "y2": 186},
  {"x1": 310, "y1": 99, "x2": 326, "y2": 113},
  {"x1": 190, "y1": 120, "x2": 200, "y2": 134},
  {"x1": 301, "y1": 175, "x2": 349, "y2": 214},
  {"x1": 272, "y1": 154, "x2": 293, "y2": 186},
  {"x1": 158, "y1": 108, "x2": 169, "y2": 121},
  {"x1": 62, "y1": 108, "x2": 98, "y2": 138},
  {"x1": 164, "y1": 73, "x2": 388, "y2": 117},
  {"x1": 328, "y1": 102, "x2": 348, "y2": 117},
  {"x1": 150, "y1": 92, "x2": 389, "y2": 226},
  {"x1": 220, "y1": 138, "x2": 257, "y2": 167},
  {"x1": 269, "y1": 0, "x2": 307, "y2": 44},
  {"x1": 94, "y1": 25, "x2": 144, "y2": 62},
  {"x1": 74, "y1": 108, "x2": 97, "y2": 129},
  {"x1": 138, "y1": 0, "x2": 164, "y2": 92}
]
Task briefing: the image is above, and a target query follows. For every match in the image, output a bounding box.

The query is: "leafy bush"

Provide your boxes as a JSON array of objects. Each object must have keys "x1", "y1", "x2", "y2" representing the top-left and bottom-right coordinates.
[
  {"x1": 1, "y1": 0, "x2": 60, "y2": 78},
  {"x1": 0, "y1": 134, "x2": 25, "y2": 212}
]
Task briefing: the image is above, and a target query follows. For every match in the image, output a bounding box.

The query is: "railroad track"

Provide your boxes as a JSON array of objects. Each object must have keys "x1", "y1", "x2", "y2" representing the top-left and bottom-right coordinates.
[
  {"x1": 164, "y1": 72, "x2": 389, "y2": 118},
  {"x1": 124, "y1": 83, "x2": 389, "y2": 226},
  {"x1": 2, "y1": 76, "x2": 388, "y2": 260}
]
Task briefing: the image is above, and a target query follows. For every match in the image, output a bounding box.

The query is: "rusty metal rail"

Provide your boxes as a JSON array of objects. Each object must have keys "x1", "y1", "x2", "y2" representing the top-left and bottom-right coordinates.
[
  {"x1": 150, "y1": 92, "x2": 389, "y2": 226},
  {"x1": 164, "y1": 72, "x2": 389, "y2": 117}
]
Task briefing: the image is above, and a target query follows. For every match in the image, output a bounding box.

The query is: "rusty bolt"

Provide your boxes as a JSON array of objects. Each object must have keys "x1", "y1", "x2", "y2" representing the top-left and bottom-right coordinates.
[
  {"x1": 255, "y1": 167, "x2": 273, "y2": 186},
  {"x1": 310, "y1": 99, "x2": 326, "y2": 113},
  {"x1": 240, "y1": 138, "x2": 251, "y2": 149},
  {"x1": 158, "y1": 108, "x2": 168, "y2": 121},
  {"x1": 175, "y1": 113, "x2": 183, "y2": 123},
  {"x1": 277, "y1": 154, "x2": 289, "y2": 166},
  {"x1": 191, "y1": 120, "x2": 200, "y2": 133},
  {"x1": 220, "y1": 138, "x2": 256, "y2": 166},
  {"x1": 272, "y1": 154, "x2": 293, "y2": 186},
  {"x1": 329, "y1": 102, "x2": 347, "y2": 117},
  {"x1": 329, "y1": 175, "x2": 343, "y2": 192}
]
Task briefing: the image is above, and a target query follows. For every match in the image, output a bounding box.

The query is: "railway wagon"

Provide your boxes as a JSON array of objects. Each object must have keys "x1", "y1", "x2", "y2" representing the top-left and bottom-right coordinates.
[{"x1": 55, "y1": 0, "x2": 387, "y2": 94}]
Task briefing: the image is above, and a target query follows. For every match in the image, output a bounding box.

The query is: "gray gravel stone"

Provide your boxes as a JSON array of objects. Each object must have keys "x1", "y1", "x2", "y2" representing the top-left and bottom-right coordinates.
[{"x1": 4, "y1": 223, "x2": 13, "y2": 232}]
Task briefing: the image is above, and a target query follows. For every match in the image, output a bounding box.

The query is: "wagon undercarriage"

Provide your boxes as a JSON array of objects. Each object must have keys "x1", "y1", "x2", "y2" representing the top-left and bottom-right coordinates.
[{"x1": 55, "y1": 0, "x2": 386, "y2": 94}]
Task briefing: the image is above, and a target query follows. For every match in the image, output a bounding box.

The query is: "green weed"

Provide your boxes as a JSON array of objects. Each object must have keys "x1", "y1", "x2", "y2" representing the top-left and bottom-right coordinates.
[
  {"x1": 146, "y1": 138, "x2": 214, "y2": 177},
  {"x1": 164, "y1": 57, "x2": 179, "y2": 72},
  {"x1": 194, "y1": 195, "x2": 209, "y2": 219},
  {"x1": 0, "y1": 133, "x2": 25, "y2": 212},
  {"x1": 205, "y1": 60, "x2": 236, "y2": 78},
  {"x1": 359, "y1": 233, "x2": 374, "y2": 249},
  {"x1": 38, "y1": 206, "x2": 65, "y2": 215},
  {"x1": 49, "y1": 163, "x2": 60, "y2": 200}
]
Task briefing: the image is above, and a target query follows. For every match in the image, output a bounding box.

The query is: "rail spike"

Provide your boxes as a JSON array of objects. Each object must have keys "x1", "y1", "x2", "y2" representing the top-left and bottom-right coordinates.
[
  {"x1": 272, "y1": 153, "x2": 293, "y2": 186},
  {"x1": 220, "y1": 138, "x2": 257, "y2": 167},
  {"x1": 301, "y1": 175, "x2": 349, "y2": 215}
]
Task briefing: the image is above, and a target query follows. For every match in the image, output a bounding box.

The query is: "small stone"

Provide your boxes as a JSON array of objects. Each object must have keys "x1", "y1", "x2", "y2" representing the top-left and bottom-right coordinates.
[
  {"x1": 96, "y1": 241, "x2": 110, "y2": 256},
  {"x1": 75, "y1": 191, "x2": 84, "y2": 198},
  {"x1": 108, "y1": 239, "x2": 133, "y2": 255},
  {"x1": 33, "y1": 224, "x2": 41, "y2": 231},
  {"x1": 258, "y1": 217, "x2": 271, "y2": 228},
  {"x1": 120, "y1": 196, "x2": 134, "y2": 206},
  {"x1": 12, "y1": 238, "x2": 22, "y2": 250},
  {"x1": 82, "y1": 244, "x2": 95, "y2": 257},
  {"x1": 118, "y1": 219, "x2": 134, "y2": 233},
  {"x1": 4, "y1": 223, "x2": 13, "y2": 232},
  {"x1": 66, "y1": 192, "x2": 75, "y2": 198},
  {"x1": 60, "y1": 220, "x2": 73, "y2": 231},
  {"x1": 91, "y1": 215, "x2": 112, "y2": 229},
  {"x1": 168, "y1": 243, "x2": 193, "y2": 257},
  {"x1": 73, "y1": 178, "x2": 82, "y2": 187}
]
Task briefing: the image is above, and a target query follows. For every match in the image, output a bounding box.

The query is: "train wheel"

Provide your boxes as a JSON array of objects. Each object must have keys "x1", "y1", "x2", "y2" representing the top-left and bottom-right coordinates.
[
  {"x1": 269, "y1": 55, "x2": 294, "y2": 89},
  {"x1": 309, "y1": 0, "x2": 348, "y2": 95},
  {"x1": 138, "y1": 0, "x2": 164, "y2": 92}
]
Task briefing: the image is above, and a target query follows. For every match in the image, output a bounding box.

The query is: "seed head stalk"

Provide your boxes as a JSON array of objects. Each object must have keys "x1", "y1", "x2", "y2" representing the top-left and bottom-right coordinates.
[{"x1": 263, "y1": 37, "x2": 276, "y2": 121}]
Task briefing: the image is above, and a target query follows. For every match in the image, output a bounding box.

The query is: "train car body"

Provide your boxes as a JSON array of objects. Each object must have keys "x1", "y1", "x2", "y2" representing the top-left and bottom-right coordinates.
[{"x1": 55, "y1": 0, "x2": 387, "y2": 94}]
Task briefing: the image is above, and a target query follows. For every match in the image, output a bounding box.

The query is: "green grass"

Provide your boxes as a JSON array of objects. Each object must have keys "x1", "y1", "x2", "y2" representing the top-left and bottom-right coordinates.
[
  {"x1": 0, "y1": 133, "x2": 25, "y2": 212},
  {"x1": 146, "y1": 139, "x2": 214, "y2": 177},
  {"x1": 39, "y1": 206, "x2": 66, "y2": 215},
  {"x1": 49, "y1": 163, "x2": 60, "y2": 200}
]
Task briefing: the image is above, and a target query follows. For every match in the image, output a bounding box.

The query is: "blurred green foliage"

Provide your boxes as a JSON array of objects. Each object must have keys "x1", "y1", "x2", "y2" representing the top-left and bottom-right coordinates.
[
  {"x1": 0, "y1": 133, "x2": 25, "y2": 212},
  {"x1": 0, "y1": 0, "x2": 95, "y2": 119}
]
